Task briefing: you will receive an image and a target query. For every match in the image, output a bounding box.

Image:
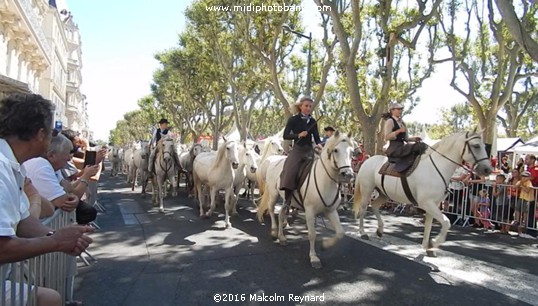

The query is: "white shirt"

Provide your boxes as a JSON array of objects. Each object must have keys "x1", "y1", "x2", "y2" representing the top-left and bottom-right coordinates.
[
  {"x1": 23, "y1": 157, "x2": 65, "y2": 201},
  {"x1": 0, "y1": 139, "x2": 30, "y2": 237},
  {"x1": 449, "y1": 166, "x2": 468, "y2": 190}
]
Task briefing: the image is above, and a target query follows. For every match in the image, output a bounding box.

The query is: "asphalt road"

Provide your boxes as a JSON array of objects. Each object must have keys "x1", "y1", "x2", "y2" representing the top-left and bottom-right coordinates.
[{"x1": 73, "y1": 173, "x2": 536, "y2": 306}]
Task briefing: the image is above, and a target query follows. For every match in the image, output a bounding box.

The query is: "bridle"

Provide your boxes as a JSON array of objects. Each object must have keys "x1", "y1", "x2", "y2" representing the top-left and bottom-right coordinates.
[
  {"x1": 298, "y1": 142, "x2": 352, "y2": 208},
  {"x1": 427, "y1": 131, "x2": 489, "y2": 192}
]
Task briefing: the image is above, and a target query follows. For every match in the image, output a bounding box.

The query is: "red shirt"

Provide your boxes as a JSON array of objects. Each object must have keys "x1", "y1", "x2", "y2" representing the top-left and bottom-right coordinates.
[{"x1": 530, "y1": 166, "x2": 538, "y2": 187}]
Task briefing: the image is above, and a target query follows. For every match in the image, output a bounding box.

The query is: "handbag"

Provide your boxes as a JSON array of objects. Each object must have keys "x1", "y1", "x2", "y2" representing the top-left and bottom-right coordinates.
[{"x1": 76, "y1": 200, "x2": 97, "y2": 224}]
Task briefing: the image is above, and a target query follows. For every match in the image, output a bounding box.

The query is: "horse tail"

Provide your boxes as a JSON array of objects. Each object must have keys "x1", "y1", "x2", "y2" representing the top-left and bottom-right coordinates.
[
  {"x1": 256, "y1": 187, "x2": 269, "y2": 223},
  {"x1": 352, "y1": 182, "x2": 362, "y2": 219}
]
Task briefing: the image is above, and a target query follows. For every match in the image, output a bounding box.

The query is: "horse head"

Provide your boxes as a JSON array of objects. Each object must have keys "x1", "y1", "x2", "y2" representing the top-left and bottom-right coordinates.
[
  {"x1": 240, "y1": 145, "x2": 259, "y2": 174},
  {"x1": 269, "y1": 137, "x2": 284, "y2": 155},
  {"x1": 322, "y1": 130, "x2": 355, "y2": 183},
  {"x1": 190, "y1": 143, "x2": 203, "y2": 158},
  {"x1": 224, "y1": 140, "x2": 240, "y2": 170},
  {"x1": 140, "y1": 141, "x2": 150, "y2": 159},
  {"x1": 461, "y1": 131, "x2": 492, "y2": 176},
  {"x1": 161, "y1": 139, "x2": 175, "y2": 163}
]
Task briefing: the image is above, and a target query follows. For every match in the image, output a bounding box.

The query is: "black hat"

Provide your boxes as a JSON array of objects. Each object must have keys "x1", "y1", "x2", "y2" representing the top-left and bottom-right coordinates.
[
  {"x1": 158, "y1": 118, "x2": 169, "y2": 124},
  {"x1": 324, "y1": 126, "x2": 335, "y2": 132}
]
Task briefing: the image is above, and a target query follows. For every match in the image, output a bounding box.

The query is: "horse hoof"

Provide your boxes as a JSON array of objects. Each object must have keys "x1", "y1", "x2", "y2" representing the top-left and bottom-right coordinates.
[
  {"x1": 271, "y1": 235, "x2": 278, "y2": 241},
  {"x1": 205, "y1": 212, "x2": 212, "y2": 218},
  {"x1": 232, "y1": 211, "x2": 239, "y2": 216},
  {"x1": 311, "y1": 261, "x2": 322, "y2": 269},
  {"x1": 279, "y1": 239, "x2": 287, "y2": 246},
  {"x1": 200, "y1": 214, "x2": 208, "y2": 219},
  {"x1": 376, "y1": 229, "x2": 383, "y2": 237},
  {"x1": 225, "y1": 223, "x2": 231, "y2": 229},
  {"x1": 360, "y1": 234, "x2": 370, "y2": 240},
  {"x1": 426, "y1": 250, "x2": 437, "y2": 257}
]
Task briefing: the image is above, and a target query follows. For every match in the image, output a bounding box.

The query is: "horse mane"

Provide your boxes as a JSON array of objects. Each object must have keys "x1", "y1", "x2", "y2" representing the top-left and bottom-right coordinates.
[
  {"x1": 259, "y1": 137, "x2": 273, "y2": 161},
  {"x1": 422, "y1": 131, "x2": 467, "y2": 159},
  {"x1": 214, "y1": 140, "x2": 231, "y2": 166}
]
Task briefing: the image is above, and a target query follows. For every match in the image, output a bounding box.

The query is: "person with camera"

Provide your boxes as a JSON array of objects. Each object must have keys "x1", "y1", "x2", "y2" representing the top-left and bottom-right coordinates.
[
  {"x1": 0, "y1": 93, "x2": 93, "y2": 306},
  {"x1": 23, "y1": 134, "x2": 99, "y2": 224}
]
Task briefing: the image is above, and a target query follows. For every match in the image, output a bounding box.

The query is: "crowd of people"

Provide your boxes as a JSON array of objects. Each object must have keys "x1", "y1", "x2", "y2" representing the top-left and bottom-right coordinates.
[
  {"x1": 0, "y1": 93, "x2": 106, "y2": 306},
  {"x1": 442, "y1": 154, "x2": 538, "y2": 238}
]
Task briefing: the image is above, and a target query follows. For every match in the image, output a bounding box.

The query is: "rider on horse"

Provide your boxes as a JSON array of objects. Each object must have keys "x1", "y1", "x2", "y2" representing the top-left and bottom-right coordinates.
[
  {"x1": 382, "y1": 103, "x2": 427, "y2": 172},
  {"x1": 279, "y1": 96, "x2": 323, "y2": 209},
  {"x1": 148, "y1": 118, "x2": 170, "y2": 174}
]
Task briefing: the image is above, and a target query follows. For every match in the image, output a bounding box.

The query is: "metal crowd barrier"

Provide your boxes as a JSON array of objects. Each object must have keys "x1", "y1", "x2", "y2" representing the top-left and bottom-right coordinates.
[
  {"x1": 1, "y1": 210, "x2": 76, "y2": 306},
  {"x1": 379, "y1": 181, "x2": 538, "y2": 236}
]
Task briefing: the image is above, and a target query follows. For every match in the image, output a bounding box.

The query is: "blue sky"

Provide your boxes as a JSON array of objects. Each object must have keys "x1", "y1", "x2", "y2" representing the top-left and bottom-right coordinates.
[
  {"x1": 68, "y1": 0, "x2": 458, "y2": 141},
  {"x1": 68, "y1": 0, "x2": 191, "y2": 140}
]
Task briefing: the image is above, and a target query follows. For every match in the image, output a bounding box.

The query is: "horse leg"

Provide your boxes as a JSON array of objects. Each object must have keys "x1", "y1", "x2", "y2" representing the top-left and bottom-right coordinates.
[
  {"x1": 357, "y1": 190, "x2": 374, "y2": 240},
  {"x1": 322, "y1": 209, "x2": 345, "y2": 250},
  {"x1": 170, "y1": 172, "x2": 178, "y2": 197},
  {"x1": 421, "y1": 213, "x2": 439, "y2": 256},
  {"x1": 223, "y1": 188, "x2": 233, "y2": 228},
  {"x1": 423, "y1": 206, "x2": 451, "y2": 257},
  {"x1": 196, "y1": 182, "x2": 205, "y2": 217},
  {"x1": 158, "y1": 178, "x2": 165, "y2": 213},
  {"x1": 205, "y1": 187, "x2": 217, "y2": 218},
  {"x1": 277, "y1": 204, "x2": 289, "y2": 246},
  {"x1": 371, "y1": 198, "x2": 385, "y2": 238},
  {"x1": 305, "y1": 207, "x2": 321, "y2": 269}
]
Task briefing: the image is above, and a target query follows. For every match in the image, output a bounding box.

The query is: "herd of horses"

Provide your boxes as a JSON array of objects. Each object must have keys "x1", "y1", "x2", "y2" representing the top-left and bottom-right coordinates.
[{"x1": 107, "y1": 129, "x2": 492, "y2": 268}]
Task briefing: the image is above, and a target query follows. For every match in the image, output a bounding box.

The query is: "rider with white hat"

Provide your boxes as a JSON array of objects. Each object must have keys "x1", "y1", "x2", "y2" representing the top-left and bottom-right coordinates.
[{"x1": 382, "y1": 102, "x2": 426, "y2": 171}]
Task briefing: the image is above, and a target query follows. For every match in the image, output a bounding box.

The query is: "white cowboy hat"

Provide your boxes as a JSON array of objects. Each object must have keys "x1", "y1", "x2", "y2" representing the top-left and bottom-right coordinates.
[{"x1": 389, "y1": 102, "x2": 404, "y2": 110}]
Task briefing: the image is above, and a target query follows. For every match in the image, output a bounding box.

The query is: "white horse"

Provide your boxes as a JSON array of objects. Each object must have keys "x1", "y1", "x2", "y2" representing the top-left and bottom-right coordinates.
[
  {"x1": 178, "y1": 143, "x2": 205, "y2": 196},
  {"x1": 255, "y1": 135, "x2": 285, "y2": 199},
  {"x1": 108, "y1": 146, "x2": 122, "y2": 177},
  {"x1": 353, "y1": 130, "x2": 492, "y2": 257},
  {"x1": 124, "y1": 142, "x2": 140, "y2": 182},
  {"x1": 231, "y1": 143, "x2": 259, "y2": 213},
  {"x1": 152, "y1": 138, "x2": 178, "y2": 212},
  {"x1": 257, "y1": 131, "x2": 355, "y2": 268},
  {"x1": 192, "y1": 140, "x2": 240, "y2": 228},
  {"x1": 132, "y1": 141, "x2": 150, "y2": 197}
]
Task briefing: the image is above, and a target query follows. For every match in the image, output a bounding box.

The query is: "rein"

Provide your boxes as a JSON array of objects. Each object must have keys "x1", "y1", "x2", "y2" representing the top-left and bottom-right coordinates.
[
  {"x1": 298, "y1": 147, "x2": 352, "y2": 208},
  {"x1": 424, "y1": 132, "x2": 489, "y2": 193}
]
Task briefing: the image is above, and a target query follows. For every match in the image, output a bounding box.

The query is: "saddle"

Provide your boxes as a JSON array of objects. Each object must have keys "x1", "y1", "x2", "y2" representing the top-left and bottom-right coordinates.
[{"x1": 379, "y1": 154, "x2": 421, "y2": 178}]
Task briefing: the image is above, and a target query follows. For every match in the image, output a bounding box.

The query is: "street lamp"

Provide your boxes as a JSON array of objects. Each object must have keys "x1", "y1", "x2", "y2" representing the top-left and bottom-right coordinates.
[{"x1": 283, "y1": 24, "x2": 312, "y2": 97}]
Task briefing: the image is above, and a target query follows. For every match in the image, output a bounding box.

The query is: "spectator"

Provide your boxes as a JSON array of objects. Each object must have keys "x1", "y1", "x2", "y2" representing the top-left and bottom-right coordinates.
[
  {"x1": 500, "y1": 156, "x2": 510, "y2": 174},
  {"x1": 491, "y1": 155, "x2": 498, "y2": 169},
  {"x1": 476, "y1": 189, "x2": 493, "y2": 230},
  {"x1": 24, "y1": 178, "x2": 55, "y2": 219},
  {"x1": 513, "y1": 171, "x2": 536, "y2": 239},
  {"x1": 23, "y1": 135, "x2": 80, "y2": 212},
  {"x1": 441, "y1": 164, "x2": 470, "y2": 214},
  {"x1": 321, "y1": 126, "x2": 335, "y2": 146},
  {"x1": 516, "y1": 157, "x2": 525, "y2": 173},
  {"x1": 525, "y1": 154, "x2": 538, "y2": 187},
  {"x1": 492, "y1": 174, "x2": 510, "y2": 234},
  {"x1": 524, "y1": 154, "x2": 538, "y2": 237},
  {"x1": 466, "y1": 170, "x2": 487, "y2": 227},
  {"x1": 0, "y1": 93, "x2": 93, "y2": 306}
]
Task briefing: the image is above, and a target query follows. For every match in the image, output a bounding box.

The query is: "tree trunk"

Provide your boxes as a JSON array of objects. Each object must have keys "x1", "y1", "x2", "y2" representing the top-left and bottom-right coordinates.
[{"x1": 361, "y1": 119, "x2": 380, "y2": 157}]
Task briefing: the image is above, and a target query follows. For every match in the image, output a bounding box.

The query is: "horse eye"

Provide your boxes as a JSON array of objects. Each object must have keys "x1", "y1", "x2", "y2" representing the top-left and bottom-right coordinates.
[
  {"x1": 472, "y1": 144, "x2": 480, "y2": 149},
  {"x1": 334, "y1": 149, "x2": 338, "y2": 153}
]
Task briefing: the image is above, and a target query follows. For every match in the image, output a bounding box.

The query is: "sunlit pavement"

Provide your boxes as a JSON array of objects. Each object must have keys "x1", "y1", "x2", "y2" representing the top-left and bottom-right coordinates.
[{"x1": 73, "y1": 170, "x2": 536, "y2": 306}]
